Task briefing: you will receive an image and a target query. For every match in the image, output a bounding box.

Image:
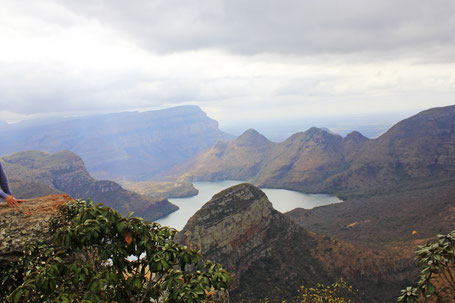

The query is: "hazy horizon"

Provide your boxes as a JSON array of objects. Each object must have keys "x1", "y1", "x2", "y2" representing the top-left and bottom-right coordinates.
[{"x1": 0, "y1": 103, "x2": 422, "y2": 142}]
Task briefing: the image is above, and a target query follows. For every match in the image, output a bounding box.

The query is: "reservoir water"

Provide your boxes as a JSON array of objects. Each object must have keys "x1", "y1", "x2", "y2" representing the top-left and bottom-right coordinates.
[{"x1": 156, "y1": 181, "x2": 342, "y2": 230}]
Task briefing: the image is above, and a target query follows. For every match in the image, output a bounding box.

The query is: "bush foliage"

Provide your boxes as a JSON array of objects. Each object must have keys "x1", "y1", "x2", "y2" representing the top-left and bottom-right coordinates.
[
  {"x1": 297, "y1": 278, "x2": 358, "y2": 303},
  {"x1": 261, "y1": 278, "x2": 358, "y2": 303},
  {"x1": 398, "y1": 230, "x2": 455, "y2": 303},
  {"x1": 5, "y1": 199, "x2": 232, "y2": 302}
]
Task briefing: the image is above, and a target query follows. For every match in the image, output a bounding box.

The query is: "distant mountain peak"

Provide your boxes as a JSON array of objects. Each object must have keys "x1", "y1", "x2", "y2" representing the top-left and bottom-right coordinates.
[
  {"x1": 285, "y1": 127, "x2": 341, "y2": 144},
  {"x1": 415, "y1": 104, "x2": 455, "y2": 117},
  {"x1": 320, "y1": 127, "x2": 339, "y2": 135},
  {"x1": 236, "y1": 129, "x2": 272, "y2": 147},
  {"x1": 142, "y1": 105, "x2": 206, "y2": 116},
  {"x1": 306, "y1": 127, "x2": 340, "y2": 136},
  {"x1": 240, "y1": 128, "x2": 261, "y2": 135},
  {"x1": 344, "y1": 131, "x2": 368, "y2": 142},
  {"x1": 382, "y1": 104, "x2": 455, "y2": 138},
  {"x1": 306, "y1": 126, "x2": 323, "y2": 134}
]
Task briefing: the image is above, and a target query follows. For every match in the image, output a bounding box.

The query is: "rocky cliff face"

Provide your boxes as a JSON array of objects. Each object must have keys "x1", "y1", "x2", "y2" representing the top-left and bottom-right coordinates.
[
  {"x1": 0, "y1": 106, "x2": 233, "y2": 181},
  {"x1": 176, "y1": 183, "x2": 328, "y2": 302},
  {"x1": 1, "y1": 150, "x2": 178, "y2": 221},
  {"x1": 176, "y1": 183, "x2": 414, "y2": 302},
  {"x1": 0, "y1": 194, "x2": 72, "y2": 268}
]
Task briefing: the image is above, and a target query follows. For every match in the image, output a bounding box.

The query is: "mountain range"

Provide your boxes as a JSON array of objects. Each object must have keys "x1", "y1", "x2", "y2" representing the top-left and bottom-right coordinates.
[
  {"x1": 1, "y1": 150, "x2": 177, "y2": 221},
  {"x1": 0, "y1": 106, "x2": 232, "y2": 181},
  {"x1": 1, "y1": 104, "x2": 454, "y2": 301},
  {"x1": 172, "y1": 105, "x2": 455, "y2": 301},
  {"x1": 179, "y1": 105, "x2": 455, "y2": 197}
]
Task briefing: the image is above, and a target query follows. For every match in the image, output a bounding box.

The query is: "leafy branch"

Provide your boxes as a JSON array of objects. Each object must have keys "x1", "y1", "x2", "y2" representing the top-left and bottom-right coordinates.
[{"x1": 6, "y1": 199, "x2": 232, "y2": 303}]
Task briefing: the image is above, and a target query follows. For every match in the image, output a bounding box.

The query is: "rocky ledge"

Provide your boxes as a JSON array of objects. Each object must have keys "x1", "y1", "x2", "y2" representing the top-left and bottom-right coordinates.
[{"x1": 0, "y1": 194, "x2": 72, "y2": 267}]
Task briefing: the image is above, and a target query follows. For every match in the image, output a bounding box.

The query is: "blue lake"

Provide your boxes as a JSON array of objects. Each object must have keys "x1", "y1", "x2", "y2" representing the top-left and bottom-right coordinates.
[{"x1": 156, "y1": 181, "x2": 342, "y2": 230}]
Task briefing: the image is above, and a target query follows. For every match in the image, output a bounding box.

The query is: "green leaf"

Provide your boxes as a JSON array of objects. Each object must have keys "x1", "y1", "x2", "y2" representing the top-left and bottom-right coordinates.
[
  {"x1": 13, "y1": 290, "x2": 22, "y2": 303},
  {"x1": 426, "y1": 283, "x2": 435, "y2": 295}
]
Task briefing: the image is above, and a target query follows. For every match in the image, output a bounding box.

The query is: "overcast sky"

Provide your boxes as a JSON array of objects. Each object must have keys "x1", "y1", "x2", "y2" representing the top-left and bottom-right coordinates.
[{"x1": 1, "y1": 0, "x2": 455, "y2": 133}]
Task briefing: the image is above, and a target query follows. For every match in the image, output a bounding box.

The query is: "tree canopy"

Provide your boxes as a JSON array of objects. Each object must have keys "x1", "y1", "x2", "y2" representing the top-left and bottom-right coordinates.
[{"x1": 5, "y1": 199, "x2": 232, "y2": 302}]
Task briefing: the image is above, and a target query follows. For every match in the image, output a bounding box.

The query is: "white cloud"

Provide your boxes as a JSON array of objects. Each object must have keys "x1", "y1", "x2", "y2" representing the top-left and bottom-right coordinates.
[{"x1": 0, "y1": 0, "x2": 454, "y2": 126}]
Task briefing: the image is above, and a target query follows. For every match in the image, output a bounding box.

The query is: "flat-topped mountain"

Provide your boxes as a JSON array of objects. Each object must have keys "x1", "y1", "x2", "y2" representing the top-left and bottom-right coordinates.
[
  {"x1": 1, "y1": 150, "x2": 178, "y2": 221},
  {"x1": 0, "y1": 106, "x2": 233, "y2": 181},
  {"x1": 181, "y1": 105, "x2": 455, "y2": 195},
  {"x1": 176, "y1": 183, "x2": 414, "y2": 302}
]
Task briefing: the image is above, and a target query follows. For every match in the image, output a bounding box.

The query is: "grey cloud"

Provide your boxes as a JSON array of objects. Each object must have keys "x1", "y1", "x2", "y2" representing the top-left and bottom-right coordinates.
[
  {"x1": 59, "y1": 0, "x2": 455, "y2": 59},
  {"x1": 2, "y1": 0, "x2": 455, "y2": 123}
]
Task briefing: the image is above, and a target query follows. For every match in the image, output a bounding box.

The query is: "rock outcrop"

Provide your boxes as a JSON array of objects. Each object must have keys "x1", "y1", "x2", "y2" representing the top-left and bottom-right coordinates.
[
  {"x1": 176, "y1": 183, "x2": 414, "y2": 302},
  {"x1": 0, "y1": 194, "x2": 72, "y2": 267},
  {"x1": 176, "y1": 183, "x2": 327, "y2": 302}
]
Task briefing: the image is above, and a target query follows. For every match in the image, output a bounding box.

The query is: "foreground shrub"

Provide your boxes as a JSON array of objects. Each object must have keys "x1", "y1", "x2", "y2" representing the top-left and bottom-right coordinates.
[
  {"x1": 261, "y1": 278, "x2": 358, "y2": 303},
  {"x1": 297, "y1": 278, "x2": 358, "y2": 303},
  {"x1": 398, "y1": 230, "x2": 455, "y2": 303},
  {"x1": 7, "y1": 199, "x2": 232, "y2": 302}
]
